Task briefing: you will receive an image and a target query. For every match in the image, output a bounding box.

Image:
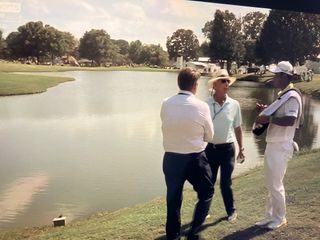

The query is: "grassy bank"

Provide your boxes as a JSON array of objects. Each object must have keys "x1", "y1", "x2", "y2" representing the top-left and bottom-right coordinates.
[
  {"x1": 239, "y1": 72, "x2": 320, "y2": 99},
  {"x1": 0, "y1": 149, "x2": 319, "y2": 240},
  {"x1": 1, "y1": 62, "x2": 319, "y2": 98},
  {"x1": 0, "y1": 62, "x2": 78, "y2": 96},
  {"x1": 0, "y1": 73, "x2": 74, "y2": 96},
  {"x1": 0, "y1": 62, "x2": 177, "y2": 73},
  {"x1": 295, "y1": 75, "x2": 320, "y2": 98},
  {"x1": 0, "y1": 62, "x2": 177, "y2": 96}
]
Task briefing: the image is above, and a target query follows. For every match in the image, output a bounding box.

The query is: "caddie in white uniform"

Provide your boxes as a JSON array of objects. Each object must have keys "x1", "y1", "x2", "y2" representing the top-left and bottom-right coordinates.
[{"x1": 254, "y1": 61, "x2": 303, "y2": 230}]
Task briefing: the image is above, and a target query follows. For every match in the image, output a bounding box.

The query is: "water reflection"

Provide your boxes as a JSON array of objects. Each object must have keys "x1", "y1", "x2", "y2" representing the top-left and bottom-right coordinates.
[
  {"x1": 295, "y1": 97, "x2": 319, "y2": 149},
  {"x1": 0, "y1": 71, "x2": 319, "y2": 229},
  {"x1": 0, "y1": 173, "x2": 49, "y2": 224}
]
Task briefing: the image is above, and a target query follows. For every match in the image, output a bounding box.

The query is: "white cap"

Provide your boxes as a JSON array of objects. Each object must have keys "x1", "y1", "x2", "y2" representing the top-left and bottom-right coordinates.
[{"x1": 269, "y1": 61, "x2": 293, "y2": 76}]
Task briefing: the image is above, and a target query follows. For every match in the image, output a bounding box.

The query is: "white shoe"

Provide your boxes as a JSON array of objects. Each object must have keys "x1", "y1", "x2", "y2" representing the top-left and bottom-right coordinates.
[
  {"x1": 255, "y1": 218, "x2": 272, "y2": 226},
  {"x1": 267, "y1": 218, "x2": 287, "y2": 230},
  {"x1": 205, "y1": 214, "x2": 211, "y2": 219},
  {"x1": 293, "y1": 141, "x2": 299, "y2": 151},
  {"x1": 227, "y1": 211, "x2": 237, "y2": 222}
]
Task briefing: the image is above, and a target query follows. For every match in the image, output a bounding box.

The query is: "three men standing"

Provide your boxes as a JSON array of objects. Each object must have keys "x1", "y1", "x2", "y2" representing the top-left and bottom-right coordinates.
[{"x1": 160, "y1": 61, "x2": 302, "y2": 239}]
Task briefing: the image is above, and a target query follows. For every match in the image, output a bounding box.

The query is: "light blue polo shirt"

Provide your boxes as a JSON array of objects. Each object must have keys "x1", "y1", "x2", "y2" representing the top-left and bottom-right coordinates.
[{"x1": 206, "y1": 95, "x2": 242, "y2": 144}]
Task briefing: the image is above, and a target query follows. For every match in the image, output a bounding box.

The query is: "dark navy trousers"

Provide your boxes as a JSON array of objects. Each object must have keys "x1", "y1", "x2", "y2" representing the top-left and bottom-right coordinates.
[
  {"x1": 163, "y1": 151, "x2": 214, "y2": 240},
  {"x1": 205, "y1": 143, "x2": 236, "y2": 216}
]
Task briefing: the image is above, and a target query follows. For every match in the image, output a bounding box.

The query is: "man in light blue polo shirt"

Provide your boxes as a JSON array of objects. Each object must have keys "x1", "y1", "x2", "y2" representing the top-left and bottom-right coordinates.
[{"x1": 205, "y1": 69, "x2": 245, "y2": 223}]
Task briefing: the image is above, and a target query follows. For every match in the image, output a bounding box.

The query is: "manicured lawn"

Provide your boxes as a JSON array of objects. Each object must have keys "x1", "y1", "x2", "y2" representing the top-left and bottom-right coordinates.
[
  {"x1": 0, "y1": 149, "x2": 319, "y2": 240},
  {"x1": 0, "y1": 72, "x2": 74, "y2": 96},
  {"x1": 0, "y1": 62, "x2": 177, "y2": 96}
]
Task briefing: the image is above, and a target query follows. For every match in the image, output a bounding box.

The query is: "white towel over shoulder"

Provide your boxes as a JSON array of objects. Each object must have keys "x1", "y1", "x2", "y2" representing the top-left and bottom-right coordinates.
[{"x1": 260, "y1": 90, "x2": 302, "y2": 128}]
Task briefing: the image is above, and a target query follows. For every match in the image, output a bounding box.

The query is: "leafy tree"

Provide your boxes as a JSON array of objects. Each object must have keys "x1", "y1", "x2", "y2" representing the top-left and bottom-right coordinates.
[
  {"x1": 256, "y1": 10, "x2": 320, "y2": 63},
  {"x1": 106, "y1": 43, "x2": 130, "y2": 66},
  {"x1": 201, "y1": 21, "x2": 213, "y2": 57},
  {"x1": 139, "y1": 45, "x2": 151, "y2": 64},
  {"x1": 5, "y1": 21, "x2": 76, "y2": 62},
  {"x1": 14, "y1": 21, "x2": 46, "y2": 61},
  {"x1": 111, "y1": 52, "x2": 130, "y2": 66},
  {"x1": 242, "y1": 12, "x2": 267, "y2": 40},
  {"x1": 209, "y1": 10, "x2": 245, "y2": 70},
  {"x1": 242, "y1": 12, "x2": 267, "y2": 64},
  {"x1": 59, "y1": 31, "x2": 78, "y2": 57},
  {"x1": 6, "y1": 32, "x2": 23, "y2": 59},
  {"x1": 243, "y1": 40, "x2": 256, "y2": 64},
  {"x1": 79, "y1": 29, "x2": 111, "y2": 66},
  {"x1": 203, "y1": 11, "x2": 266, "y2": 65},
  {"x1": 166, "y1": 29, "x2": 199, "y2": 61},
  {"x1": 22, "y1": 21, "x2": 60, "y2": 62},
  {"x1": 41, "y1": 26, "x2": 77, "y2": 63},
  {"x1": 198, "y1": 41, "x2": 210, "y2": 57},
  {"x1": 128, "y1": 40, "x2": 143, "y2": 64},
  {"x1": 146, "y1": 44, "x2": 168, "y2": 66},
  {"x1": 41, "y1": 25, "x2": 62, "y2": 62},
  {"x1": 202, "y1": 20, "x2": 213, "y2": 40},
  {"x1": 113, "y1": 39, "x2": 129, "y2": 55},
  {"x1": 153, "y1": 49, "x2": 169, "y2": 67},
  {"x1": 0, "y1": 30, "x2": 8, "y2": 58}
]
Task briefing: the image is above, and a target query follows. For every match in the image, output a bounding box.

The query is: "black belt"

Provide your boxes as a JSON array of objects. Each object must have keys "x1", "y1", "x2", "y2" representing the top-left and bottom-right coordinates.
[{"x1": 208, "y1": 142, "x2": 233, "y2": 148}]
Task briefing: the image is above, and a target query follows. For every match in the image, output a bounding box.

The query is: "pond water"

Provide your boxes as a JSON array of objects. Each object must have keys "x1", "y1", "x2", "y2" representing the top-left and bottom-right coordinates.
[{"x1": 0, "y1": 71, "x2": 319, "y2": 229}]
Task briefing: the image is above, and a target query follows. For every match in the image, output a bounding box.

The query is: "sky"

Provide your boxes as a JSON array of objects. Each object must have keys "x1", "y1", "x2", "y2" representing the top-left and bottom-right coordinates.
[{"x1": 0, "y1": 0, "x2": 270, "y2": 49}]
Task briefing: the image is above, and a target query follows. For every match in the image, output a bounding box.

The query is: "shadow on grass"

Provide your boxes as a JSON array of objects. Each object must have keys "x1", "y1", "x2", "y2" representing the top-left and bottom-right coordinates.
[
  {"x1": 154, "y1": 217, "x2": 226, "y2": 240},
  {"x1": 221, "y1": 225, "x2": 270, "y2": 240}
]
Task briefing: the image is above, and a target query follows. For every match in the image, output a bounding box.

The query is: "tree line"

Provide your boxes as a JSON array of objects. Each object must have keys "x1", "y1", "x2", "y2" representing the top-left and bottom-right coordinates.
[
  {"x1": 167, "y1": 10, "x2": 320, "y2": 70},
  {"x1": 0, "y1": 22, "x2": 169, "y2": 67},
  {"x1": 0, "y1": 9, "x2": 319, "y2": 68}
]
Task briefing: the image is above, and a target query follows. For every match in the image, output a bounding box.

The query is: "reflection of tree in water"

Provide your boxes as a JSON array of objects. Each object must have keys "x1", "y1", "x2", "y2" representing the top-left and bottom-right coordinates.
[
  {"x1": 294, "y1": 97, "x2": 318, "y2": 150},
  {"x1": 241, "y1": 107, "x2": 267, "y2": 156},
  {"x1": 235, "y1": 84, "x2": 273, "y2": 130},
  {"x1": 235, "y1": 85, "x2": 273, "y2": 156},
  {"x1": 242, "y1": 108, "x2": 257, "y2": 130},
  {"x1": 253, "y1": 133, "x2": 267, "y2": 156}
]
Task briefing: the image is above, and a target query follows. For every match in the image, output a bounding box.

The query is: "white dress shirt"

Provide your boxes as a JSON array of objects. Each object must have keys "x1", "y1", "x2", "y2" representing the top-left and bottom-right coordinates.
[{"x1": 160, "y1": 90, "x2": 214, "y2": 154}]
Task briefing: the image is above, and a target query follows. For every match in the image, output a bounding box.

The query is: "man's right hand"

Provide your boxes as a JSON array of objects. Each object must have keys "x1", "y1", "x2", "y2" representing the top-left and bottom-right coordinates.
[{"x1": 256, "y1": 103, "x2": 268, "y2": 113}]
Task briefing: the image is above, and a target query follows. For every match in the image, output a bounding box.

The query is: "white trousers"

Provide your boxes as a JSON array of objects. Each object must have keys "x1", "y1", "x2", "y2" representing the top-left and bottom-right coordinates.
[{"x1": 264, "y1": 141, "x2": 293, "y2": 222}]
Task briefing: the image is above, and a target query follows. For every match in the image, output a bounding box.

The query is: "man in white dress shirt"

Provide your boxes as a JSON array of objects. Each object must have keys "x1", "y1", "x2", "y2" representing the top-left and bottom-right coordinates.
[{"x1": 161, "y1": 67, "x2": 214, "y2": 240}]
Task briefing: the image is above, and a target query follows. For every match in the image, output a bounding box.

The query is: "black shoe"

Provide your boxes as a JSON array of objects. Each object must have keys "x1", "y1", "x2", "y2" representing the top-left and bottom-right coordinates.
[{"x1": 186, "y1": 234, "x2": 204, "y2": 240}]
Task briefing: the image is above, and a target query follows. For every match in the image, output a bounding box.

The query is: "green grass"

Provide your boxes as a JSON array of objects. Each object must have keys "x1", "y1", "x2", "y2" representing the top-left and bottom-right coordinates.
[
  {"x1": 0, "y1": 149, "x2": 319, "y2": 240},
  {"x1": 0, "y1": 62, "x2": 177, "y2": 73},
  {"x1": 0, "y1": 72, "x2": 74, "y2": 96},
  {"x1": 1, "y1": 62, "x2": 319, "y2": 98},
  {"x1": 0, "y1": 62, "x2": 81, "y2": 72},
  {"x1": 238, "y1": 72, "x2": 320, "y2": 99},
  {"x1": 0, "y1": 62, "x2": 177, "y2": 96},
  {"x1": 295, "y1": 74, "x2": 320, "y2": 98}
]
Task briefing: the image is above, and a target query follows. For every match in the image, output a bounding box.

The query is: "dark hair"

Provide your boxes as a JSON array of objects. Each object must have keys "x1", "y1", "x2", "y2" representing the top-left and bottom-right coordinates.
[{"x1": 177, "y1": 68, "x2": 200, "y2": 91}]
